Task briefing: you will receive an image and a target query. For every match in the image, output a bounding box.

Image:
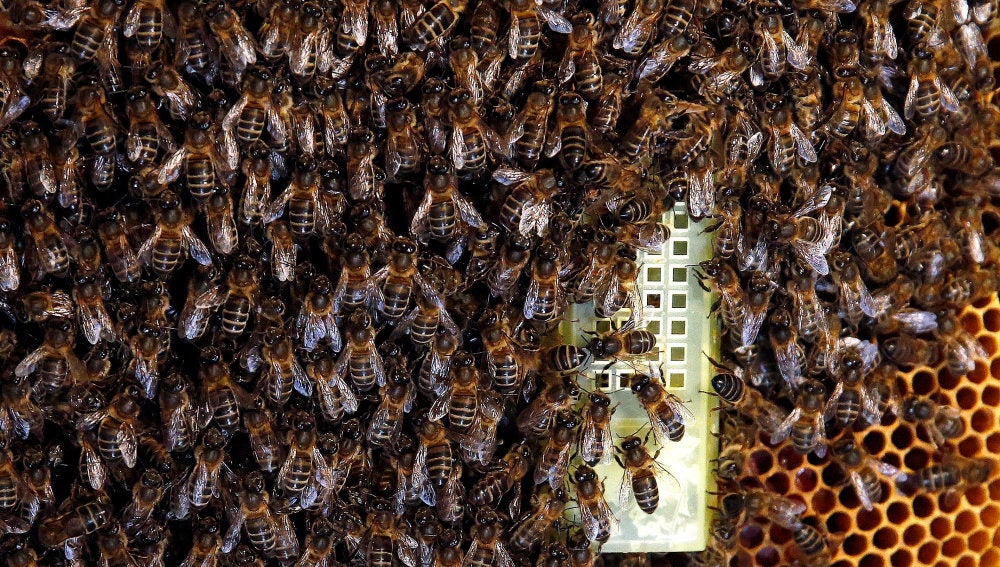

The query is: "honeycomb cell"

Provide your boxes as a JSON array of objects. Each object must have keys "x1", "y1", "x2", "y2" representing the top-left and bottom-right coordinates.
[
  {"x1": 956, "y1": 387, "x2": 978, "y2": 410},
  {"x1": 917, "y1": 542, "x2": 939, "y2": 564},
  {"x1": 891, "y1": 426, "x2": 915, "y2": 450},
  {"x1": 776, "y1": 446, "x2": 802, "y2": 470},
  {"x1": 958, "y1": 436, "x2": 983, "y2": 458},
  {"x1": 886, "y1": 502, "x2": 910, "y2": 524},
  {"x1": 905, "y1": 448, "x2": 931, "y2": 471},
  {"x1": 754, "y1": 546, "x2": 780, "y2": 567},
  {"x1": 967, "y1": 485, "x2": 988, "y2": 506},
  {"x1": 794, "y1": 468, "x2": 817, "y2": 493},
  {"x1": 739, "y1": 523, "x2": 764, "y2": 550},
  {"x1": 992, "y1": 357, "x2": 1000, "y2": 380},
  {"x1": 768, "y1": 525, "x2": 791, "y2": 546},
  {"x1": 749, "y1": 450, "x2": 773, "y2": 475},
  {"x1": 913, "y1": 495, "x2": 935, "y2": 519},
  {"x1": 970, "y1": 529, "x2": 991, "y2": 553},
  {"x1": 827, "y1": 512, "x2": 853, "y2": 535},
  {"x1": 959, "y1": 556, "x2": 978, "y2": 567},
  {"x1": 983, "y1": 385, "x2": 1000, "y2": 406},
  {"x1": 856, "y1": 508, "x2": 883, "y2": 531},
  {"x1": 969, "y1": 359, "x2": 990, "y2": 382},
  {"x1": 863, "y1": 431, "x2": 886, "y2": 455},
  {"x1": 838, "y1": 485, "x2": 862, "y2": 510},
  {"x1": 822, "y1": 462, "x2": 847, "y2": 488},
  {"x1": 903, "y1": 524, "x2": 927, "y2": 547},
  {"x1": 890, "y1": 549, "x2": 912, "y2": 567},
  {"x1": 939, "y1": 491, "x2": 962, "y2": 514},
  {"x1": 843, "y1": 534, "x2": 868, "y2": 556},
  {"x1": 812, "y1": 489, "x2": 836, "y2": 515},
  {"x1": 979, "y1": 334, "x2": 998, "y2": 356},
  {"x1": 873, "y1": 527, "x2": 898, "y2": 550},
  {"x1": 912, "y1": 371, "x2": 939, "y2": 394},
  {"x1": 942, "y1": 536, "x2": 965, "y2": 558},
  {"x1": 985, "y1": 308, "x2": 1000, "y2": 332},
  {"x1": 937, "y1": 369, "x2": 961, "y2": 391},
  {"x1": 930, "y1": 517, "x2": 953, "y2": 539},
  {"x1": 955, "y1": 511, "x2": 978, "y2": 534},
  {"x1": 859, "y1": 555, "x2": 885, "y2": 567},
  {"x1": 986, "y1": 549, "x2": 1000, "y2": 567},
  {"x1": 982, "y1": 504, "x2": 1000, "y2": 527},
  {"x1": 765, "y1": 472, "x2": 789, "y2": 495}
]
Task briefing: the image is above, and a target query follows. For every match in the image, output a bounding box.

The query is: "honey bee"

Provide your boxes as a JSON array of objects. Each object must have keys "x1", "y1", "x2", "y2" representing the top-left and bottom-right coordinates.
[
  {"x1": 823, "y1": 338, "x2": 882, "y2": 428},
  {"x1": 158, "y1": 113, "x2": 232, "y2": 203},
  {"x1": 179, "y1": 516, "x2": 222, "y2": 567},
  {"x1": 517, "y1": 379, "x2": 578, "y2": 438},
  {"x1": 121, "y1": 471, "x2": 164, "y2": 536},
  {"x1": 579, "y1": 392, "x2": 615, "y2": 466},
  {"x1": 825, "y1": 69, "x2": 864, "y2": 140},
  {"x1": 571, "y1": 466, "x2": 618, "y2": 544},
  {"x1": 174, "y1": 1, "x2": 217, "y2": 84},
  {"x1": 205, "y1": 0, "x2": 257, "y2": 78},
  {"x1": 158, "y1": 373, "x2": 199, "y2": 453},
  {"x1": 412, "y1": 415, "x2": 454, "y2": 502},
  {"x1": 593, "y1": 67, "x2": 629, "y2": 136},
  {"x1": 403, "y1": 0, "x2": 467, "y2": 50},
  {"x1": 201, "y1": 348, "x2": 252, "y2": 432},
  {"x1": 288, "y1": 2, "x2": 327, "y2": 80},
  {"x1": 0, "y1": 218, "x2": 18, "y2": 293},
  {"x1": 427, "y1": 352, "x2": 478, "y2": 430},
  {"x1": 631, "y1": 370, "x2": 693, "y2": 443},
  {"x1": 219, "y1": 255, "x2": 259, "y2": 338},
  {"x1": 37, "y1": 490, "x2": 113, "y2": 549},
  {"x1": 334, "y1": 311, "x2": 385, "y2": 393},
  {"x1": 368, "y1": 368, "x2": 415, "y2": 447},
  {"x1": 772, "y1": 379, "x2": 828, "y2": 456},
  {"x1": 829, "y1": 438, "x2": 900, "y2": 511},
  {"x1": 331, "y1": 235, "x2": 381, "y2": 317},
  {"x1": 936, "y1": 308, "x2": 988, "y2": 376},
  {"x1": 222, "y1": 66, "x2": 281, "y2": 149},
  {"x1": 0, "y1": 374, "x2": 43, "y2": 444},
  {"x1": 364, "y1": 498, "x2": 419, "y2": 567},
  {"x1": 411, "y1": 156, "x2": 484, "y2": 249},
  {"x1": 177, "y1": 427, "x2": 230, "y2": 518},
  {"x1": 17, "y1": 319, "x2": 85, "y2": 397},
  {"x1": 716, "y1": 489, "x2": 806, "y2": 531},
  {"x1": 557, "y1": 12, "x2": 602, "y2": 99},
  {"x1": 617, "y1": 433, "x2": 679, "y2": 514},
  {"x1": 546, "y1": 92, "x2": 590, "y2": 171},
  {"x1": 709, "y1": 361, "x2": 786, "y2": 433},
  {"x1": 753, "y1": 3, "x2": 807, "y2": 84},
  {"x1": 521, "y1": 241, "x2": 563, "y2": 323},
  {"x1": 830, "y1": 251, "x2": 881, "y2": 327},
  {"x1": 761, "y1": 93, "x2": 817, "y2": 174},
  {"x1": 768, "y1": 308, "x2": 806, "y2": 392},
  {"x1": 177, "y1": 266, "x2": 225, "y2": 342},
  {"x1": 791, "y1": 521, "x2": 834, "y2": 567},
  {"x1": 139, "y1": 191, "x2": 213, "y2": 277},
  {"x1": 905, "y1": 47, "x2": 960, "y2": 120},
  {"x1": 613, "y1": 0, "x2": 665, "y2": 56},
  {"x1": 22, "y1": 200, "x2": 71, "y2": 278},
  {"x1": 904, "y1": 454, "x2": 995, "y2": 502},
  {"x1": 902, "y1": 396, "x2": 965, "y2": 447},
  {"x1": 510, "y1": 485, "x2": 567, "y2": 553},
  {"x1": 261, "y1": 325, "x2": 311, "y2": 406},
  {"x1": 488, "y1": 233, "x2": 533, "y2": 299},
  {"x1": 221, "y1": 471, "x2": 279, "y2": 555},
  {"x1": 533, "y1": 410, "x2": 578, "y2": 491},
  {"x1": 586, "y1": 320, "x2": 657, "y2": 362}
]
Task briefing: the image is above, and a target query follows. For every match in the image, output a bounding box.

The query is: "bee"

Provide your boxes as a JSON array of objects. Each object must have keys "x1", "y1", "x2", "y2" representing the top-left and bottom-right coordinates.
[
  {"x1": 905, "y1": 454, "x2": 995, "y2": 500},
  {"x1": 613, "y1": 0, "x2": 665, "y2": 56},
  {"x1": 411, "y1": 156, "x2": 484, "y2": 248},
  {"x1": 523, "y1": 241, "x2": 563, "y2": 323},
  {"x1": 267, "y1": 159, "x2": 339, "y2": 238},
  {"x1": 201, "y1": 348, "x2": 252, "y2": 432},
  {"x1": 761, "y1": 93, "x2": 817, "y2": 175},
  {"x1": 754, "y1": 3, "x2": 807, "y2": 84},
  {"x1": 382, "y1": 98, "x2": 426, "y2": 181},
  {"x1": 240, "y1": 399, "x2": 285, "y2": 473},
  {"x1": 829, "y1": 438, "x2": 900, "y2": 511},
  {"x1": 488, "y1": 233, "x2": 533, "y2": 299},
  {"x1": 428, "y1": 352, "x2": 479, "y2": 432},
  {"x1": 596, "y1": 249, "x2": 642, "y2": 319},
  {"x1": 289, "y1": 2, "x2": 327, "y2": 79},
  {"x1": 158, "y1": 373, "x2": 199, "y2": 453},
  {"x1": 372, "y1": 238, "x2": 424, "y2": 321},
  {"x1": 21, "y1": 200, "x2": 70, "y2": 278},
  {"x1": 493, "y1": 167, "x2": 563, "y2": 237},
  {"x1": 18, "y1": 122, "x2": 58, "y2": 203},
  {"x1": 631, "y1": 370, "x2": 693, "y2": 443},
  {"x1": 367, "y1": 368, "x2": 415, "y2": 447},
  {"x1": 174, "y1": 1, "x2": 217, "y2": 84},
  {"x1": 223, "y1": 66, "x2": 281, "y2": 149},
  {"x1": 586, "y1": 321, "x2": 657, "y2": 361},
  {"x1": 507, "y1": 0, "x2": 572, "y2": 60},
  {"x1": 292, "y1": 275, "x2": 339, "y2": 352},
  {"x1": 880, "y1": 333, "x2": 938, "y2": 368},
  {"x1": 571, "y1": 466, "x2": 618, "y2": 544},
  {"x1": 159, "y1": 113, "x2": 232, "y2": 204},
  {"x1": 204, "y1": 0, "x2": 257, "y2": 78},
  {"x1": 767, "y1": 308, "x2": 806, "y2": 392},
  {"x1": 417, "y1": 331, "x2": 461, "y2": 395},
  {"x1": 901, "y1": 396, "x2": 965, "y2": 447},
  {"x1": 501, "y1": 80, "x2": 555, "y2": 170},
  {"x1": 546, "y1": 92, "x2": 590, "y2": 171},
  {"x1": 513, "y1": 488, "x2": 568, "y2": 554},
  {"x1": 178, "y1": 265, "x2": 225, "y2": 341},
  {"x1": 179, "y1": 516, "x2": 223, "y2": 567},
  {"x1": 573, "y1": 229, "x2": 619, "y2": 303},
  {"x1": 123, "y1": 0, "x2": 165, "y2": 51},
  {"x1": 413, "y1": 414, "x2": 455, "y2": 495},
  {"x1": 88, "y1": 386, "x2": 141, "y2": 468},
  {"x1": 139, "y1": 191, "x2": 213, "y2": 277},
  {"x1": 534, "y1": 410, "x2": 579, "y2": 491},
  {"x1": 825, "y1": 68, "x2": 864, "y2": 140},
  {"x1": 637, "y1": 29, "x2": 698, "y2": 83},
  {"x1": 216, "y1": 255, "x2": 259, "y2": 338},
  {"x1": 94, "y1": 210, "x2": 139, "y2": 284},
  {"x1": 0, "y1": 374, "x2": 43, "y2": 444},
  {"x1": 937, "y1": 309, "x2": 988, "y2": 376},
  {"x1": 262, "y1": 325, "x2": 311, "y2": 405},
  {"x1": 176, "y1": 427, "x2": 229, "y2": 518},
  {"x1": 716, "y1": 489, "x2": 806, "y2": 531},
  {"x1": 617, "y1": 433, "x2": 679, "y2": 515},
  {"x1": 905, "y1": 47, "x2": 960, "y2": 120},
  {"x1": 296, "y1": 517, "x2": 337, "y2": 567},
  {"x1": 121, "y1": 471, "x2": 164, "y2": 535},
  {"x1": 54, "y1": 0, "x2": 123, "y2": 63},
  {"x1": 335, "y1": 311, "x2": 385, "y2": 393},
  {"x1": 331, "y1": 235, "x2": 381, "y2": 317},
  {"x1": 365, "y1": 498, "x2": 419, "y2": 567},
  {"x1": 830, "y1": 251, "x2": 881, "y2": 327},
  {"x1": 222, "y1": 471, "x2": 280, "y2": 554},
  {"x1": 17, "y1": 319, "x2": 85, "y2": 397},
  {"x1": 517, "y1": 379, "x2": 578, "y2": 438},
  {"x1": 791, "y1": 522, "x2": 834, "y2": 567},
  {"x1": 557, "y1": 12, "x2": 602, "y2": 98},
  {"x1": 35, "y1": 46, "x2": 75, "y2": 123},
  {"x1": 956, "y1": 21, "x2": 994, "y2": 90},
  {"x1": 37, "y1": 490, "x2": 113, "y2": 549},
  {"x1": 772, "y1": 379, "x2": 828, "y2": 456},
  {"x1": 402, "y1": 0, "x2": 468, "y2": 50},
  {"x1": 462, "y1": 509, "x2": 514, "y2": 567},
  {"x1": 579, "y1": 393, "x2": 615, "y2": 466},
  {"x1": 447, "y1": 89, "x2": 504, "y2": 173},
  {"x1": 824, "y1": 338, "x2": 882, "y2": 428}
]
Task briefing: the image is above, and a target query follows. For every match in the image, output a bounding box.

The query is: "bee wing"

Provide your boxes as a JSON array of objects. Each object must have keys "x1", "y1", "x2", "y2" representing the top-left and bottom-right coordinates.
[
  {"x1": 181, "y1": 227, "x2": 213, "y2": 266},
  {"x1": 454, "y1": 194, "x2": 484, "y2": 228},
  {"x1": 771, "y1": 407, "x2": 801, "y2": 444},
  {"x1": 860, "y1": 384, "x2": 883, "y2": 426},
  {"x1": 292, "y1": 361, "x2": 313, "y2": 397},
  {"x1": 952, "y1": 0, "x2": 970, "y2": 23},
  {"x1": 873, "y1": 458, "x2": 900, "y2": 478},
  {"x1": 784, "y1": 31, "x2": 809, "y2": 70},
  {"x1": 298, "y1": 309, "x2": 325, "y2": 352},
  {"x1": 119, "y1": 420, "x2": 138, "y2": 468},
  {"x1": 666, "y1": 394, "x2": 696, "y2": 424},
  {"x1": 904, "y1": 75, "x2": 919, "y2": 120},
  {"x1": 15, "y1": 346, "x2": 47, "y2": 378},
  {"x1": 849, "y1": 470, "x2": 875, "y2": 511},
  {"x1": 687, "y1": 167, "x2": 715, "y2": 220},
  {"x1": 824, "y1": 380, "x2": 844, "y2": 422},
  {"x1": 428, "y1": 388, "x2": 452, "y2": 422},
  {"x1": 614, "y1": 12, "x2": 654, "y2": 52},
  {"x1": 857, "y1": 281, "x2": 880, "y2": 318},
  {"x1": 861, "y1": 98, "x2": 887, "y2": 140},
  {"x1": 761, "y1": 29, "x2": 782, "y2": 72},
  {"x1": 789, "y1": 121, "x2": 817, "y2": 163},
  {"x1": 409, "y1": 189, "x2": 435, "y2": 238},
  {"x1": 520, "y1": 200, "x2": 551, "y2": 238},
  {"x1": 81, "y1": 442, "x2": 106, "y2": 490},
  {"x1": 741, "y1": 304, "x2": 767, "y2": 348},
  {"x1": 493, "y1": 166, "x2": 533, "y2": 185},
  {"x1": 939, "y1": 80, "x2": 960, "y2": 113},
  {"x1": 221, "y1": 507, "x2": 245, "y2": 553}
]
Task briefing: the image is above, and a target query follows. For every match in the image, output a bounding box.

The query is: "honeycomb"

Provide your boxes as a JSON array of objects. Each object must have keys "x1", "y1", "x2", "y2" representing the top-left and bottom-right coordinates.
[{"x1": 703, "y1": 293, "x2": 1000, "y2": 567}]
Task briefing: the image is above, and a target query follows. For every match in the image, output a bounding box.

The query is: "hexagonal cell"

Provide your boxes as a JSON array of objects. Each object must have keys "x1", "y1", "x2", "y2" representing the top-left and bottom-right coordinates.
[
  {"x1": 890, "y1": 549, "x2": 913, "y2": 567},
  {"x1": 765, "y1": 472, "x2": 790, "y2": 495},
  {"x1": 984, "y1": 309, "x2": 1000, "y2": 332},
  {"x1": 942, "y1": 536, "x2": 965, "y2": 557},
  {"x1": 794, "y1": 468, "x2": 817, "y2": 493},
  {"x1": 903, "y1": 524, "x2": 927, "y2": 547},
  {"x1": 872, "y1": 527, "x2": 898, "y2": 550},
  {"x1": 826, "y1": 512, "x2": 853, "y2": 535},
  {"x1": 970, "y1": 529, "x2": 991, "y2": 553},
  {"x1": 981, "y1": 504, "x2": 1000, "y2": 528},
  {"x1": 930, "y1": 517, "x2": 953, "y2": 540},
  {"x1": 956, "y1": 387, "x2": 979, "y2": 410},
  {"x1": 856, "y1": 508, "x2": 883, "y2": 532},
  {"x1": 983, "y1": 385, "x2": 1000, "y2": 406},
  {"x1": 886, "y1": 502, "x2": 910, "y2": 524},
  {"x1": 913, "y1": 495, "x2": 936, "y2": 519},
  {"x1": 811, "y1": 489, "x2": 836, "y2": 515},
  {"x1": 749, "y1": 450, "x2": 774, "y2": 476},
  {"x1": 958, "y1": 436, "x2": 983, "y2": 458},
  {"x1": 916, "y1": 542, "x2": 939, "y2": 564},
  {"x1": 859, "y1": 555, "x2": 885, "y2": 567},
  {"x1": 979, "y1": 334, "x2": 999, "y2": 356},
  {"x1": 739, "y1": 523, "x2": 765, "y2": 550},
  {"x1": 754, "y1": 546, "x2": 780, "y2": 567},
  {"x1": 842, "y1": 534, "x2": 868, "y2": 556},
  {"x1": 776, "y1": 446, "x2": 803, "y2": 470}
]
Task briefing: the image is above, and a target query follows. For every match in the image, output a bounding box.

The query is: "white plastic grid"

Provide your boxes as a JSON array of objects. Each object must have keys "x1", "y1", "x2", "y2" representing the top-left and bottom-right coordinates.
[{"x1": 561, "y1": 203, "x2": 718, "y2": 553}]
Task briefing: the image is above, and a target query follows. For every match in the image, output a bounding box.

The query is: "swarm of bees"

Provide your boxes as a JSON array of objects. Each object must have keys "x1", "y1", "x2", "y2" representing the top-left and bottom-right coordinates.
[{"x1": 0, "y1": 0, "x2": 998, "y2": 565}]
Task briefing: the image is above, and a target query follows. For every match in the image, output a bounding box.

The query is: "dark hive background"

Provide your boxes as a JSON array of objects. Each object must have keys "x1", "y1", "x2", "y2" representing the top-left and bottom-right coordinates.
[{"x1": 0, "y1": 0, "x2": 999, "y2": 566}]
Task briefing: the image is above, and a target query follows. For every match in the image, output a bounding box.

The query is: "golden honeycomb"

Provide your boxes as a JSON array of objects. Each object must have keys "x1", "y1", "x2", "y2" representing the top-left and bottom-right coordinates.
[{"x1": 705, "y1": 293, "x2": 1000, "y2": 567}]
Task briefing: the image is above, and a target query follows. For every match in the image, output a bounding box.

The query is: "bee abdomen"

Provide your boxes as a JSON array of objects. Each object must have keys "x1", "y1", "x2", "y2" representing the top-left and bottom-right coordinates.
[
  {"x1": 288, "y1": 197, "x2": 316, "y2": 235},
  {"x1": 633, "y1": 473, "x2": 660, "y2": 514},
  {"x1": 70, "y1": 22, "x2": 104, "y2": 61},
  {"x1": 381, "y1": 280, "x2": 412, "y2": 320},
  {"x1": 221, "y1": 295, "x2": 251, "y2": 336},
  {"x1": 559, "y1": 126, "x2": 588, "y2": 170},
  {"x1": 151, "y1": 237, "x2": 183, "y2": 276},
  {"x1": 133, "y1": 9, "x2": 163, "y2": 49},
  {"x1": 237, "y1": 107, "x2": 267, "y2": 144},
  {"x1": 448, "y1": 393, "x2": 477, "y2": 431},
  {"x1": 186, "y1": 156, "x2": 216, "y2": 200},
  {"x1": 429, "y1": 202, "x2": 458, "y2": 238}
]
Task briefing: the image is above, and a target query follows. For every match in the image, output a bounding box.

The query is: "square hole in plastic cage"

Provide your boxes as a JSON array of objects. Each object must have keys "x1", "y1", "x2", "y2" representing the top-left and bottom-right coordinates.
[
  {"x1": 670, "y1": 346, "x2": 685, "y2": 362},
  {"x1": 647, "y1": 267, "x2": 662, "y2": 282},
  {"x1": 671, "y1": 294, "x2": 687, "y2": 309},
  {"x1": 672, "y1": 240, "x2": 688, "y2": 257},
  {"x1": 646, "y1": 293, "x2": 661, "y2": 308},
  {"x1": 673, "y1": 212, "x2": 689, "y2": 230},
  {"x1": 669, "y1": 372, "x2": 685, "y2": 388},
  {"x1": 596, "y1": 319, "x2": 612, "y2": 333},
  {"x1": 647, "y1": 320, "x2": 660, "y2": 335},
  {"x1": 619, "y1": 373, "x2": 632, "y2": 389},
  {"x1": 596, "y1": 373, "x2": 610, "y2": 390},
  {"x1": 670, "y1": 320, "x2": 686, "y2": 336},
  {"x1": 672, "y1": 267, "x2": 687, "y2": 283}
]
